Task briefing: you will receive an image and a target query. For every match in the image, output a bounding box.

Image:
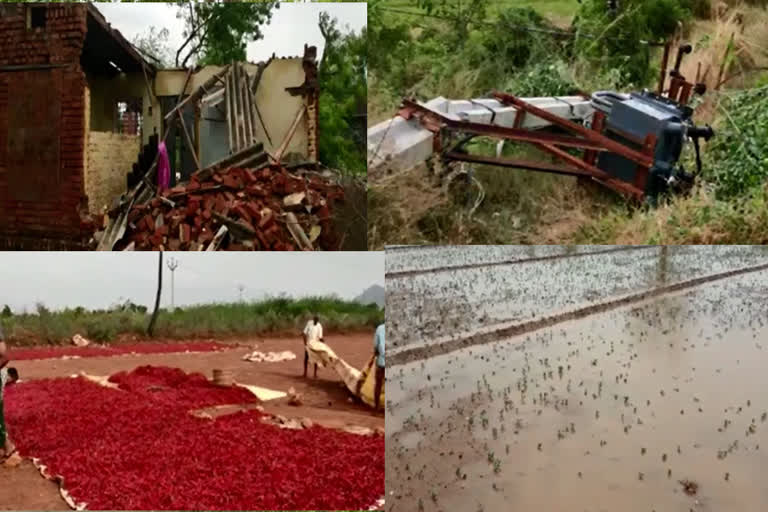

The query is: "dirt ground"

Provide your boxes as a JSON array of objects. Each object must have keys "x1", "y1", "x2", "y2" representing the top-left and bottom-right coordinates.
[{"x1": 0, "y1": 333, "x2": 383, "y2": 511}]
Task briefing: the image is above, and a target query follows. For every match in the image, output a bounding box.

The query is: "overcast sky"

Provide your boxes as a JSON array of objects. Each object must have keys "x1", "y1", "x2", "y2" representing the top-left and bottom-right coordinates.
[
  {"x1": 0, "y1": 252, "x2": 382, "y2": 313},
  {"x1": 94, "y1": 1, "x2": 367, "y2": 64}
]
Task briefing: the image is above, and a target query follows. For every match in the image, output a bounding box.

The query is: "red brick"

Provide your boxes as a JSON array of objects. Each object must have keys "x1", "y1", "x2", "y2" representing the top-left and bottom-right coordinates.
[
  {"x1": 186, "y1": 201, "x2": 200, "y2": 217},
  {"x1": 198, "y1": 229, "x2": 214, "y2": 244},
  {"x1": 214, "y1": 195, "x2": 227, "y2": 213},
  {"x1": 179, "y1": 223, "x2": 191, "y2": 243},
  {"x1": 232, "y1": 205, "x2": 251, "y2": 223},
  {"x1": 258, "y1": 210, "x2": 274, "y2": 229},
  {"x1": 222, "y1": 175, "x2": 240, "y2": 189},
  {"x1": 242, "y1": 169, "x2": 257, "y2": 184},
  {"x1": 243, "y1": 202, "x2": 261, "y2": 222}
]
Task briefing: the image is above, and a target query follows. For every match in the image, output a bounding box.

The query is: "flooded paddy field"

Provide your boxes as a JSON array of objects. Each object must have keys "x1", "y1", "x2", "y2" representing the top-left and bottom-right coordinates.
[
  {"x1": 387, "y1": 245, "x2": 768, "y2": 354},
  {"x1": 385, "y1": 245, "x2": 610, "y2": 275},
  {"x1": 385, "y1": 246, "x2": 768, "y2": 512}
]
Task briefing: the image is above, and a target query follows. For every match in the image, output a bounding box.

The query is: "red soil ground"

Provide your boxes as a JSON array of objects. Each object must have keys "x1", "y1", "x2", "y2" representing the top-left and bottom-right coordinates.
[{"x1": 0, "y1": 333, "x2": 383, "y2": 510}]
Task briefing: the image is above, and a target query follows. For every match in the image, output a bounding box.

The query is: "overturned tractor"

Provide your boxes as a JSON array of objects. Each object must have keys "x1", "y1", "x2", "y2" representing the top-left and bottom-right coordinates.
[{"x1": 369, "y1": 43, "x2": 714, "y2": 204}]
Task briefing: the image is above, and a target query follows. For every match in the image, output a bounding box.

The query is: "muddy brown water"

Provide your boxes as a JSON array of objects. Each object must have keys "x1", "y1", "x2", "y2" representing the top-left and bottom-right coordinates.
[{"x1": 385, "y1": 247, "x2": 768, "y2": 512}]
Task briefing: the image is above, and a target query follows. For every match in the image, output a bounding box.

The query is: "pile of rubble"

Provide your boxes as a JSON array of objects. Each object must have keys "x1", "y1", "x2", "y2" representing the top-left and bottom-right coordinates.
[
  {"x1": 91, "y1": 57, "x2": 360, "y2": 251},
  {"x1": 110, "y1": 163, "x2": 344, "y2": 251}
]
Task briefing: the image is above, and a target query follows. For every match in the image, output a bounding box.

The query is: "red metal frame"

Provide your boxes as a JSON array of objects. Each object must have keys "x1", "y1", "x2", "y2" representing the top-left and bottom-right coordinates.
[{"x1": 398, "y1": 94, "x2": 653, "y2": 200}]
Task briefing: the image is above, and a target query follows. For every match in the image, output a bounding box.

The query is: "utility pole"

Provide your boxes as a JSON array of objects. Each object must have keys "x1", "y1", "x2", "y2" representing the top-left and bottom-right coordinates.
[
  {"x1": 167, "y1": 257, "x2": 180, "y2": 309},
  {"x1": 237, "y1": 283, "x2": 245, "y2": 302},
  {"x1": 147, "y1": 251, "x2": 163, "y2": 336}
]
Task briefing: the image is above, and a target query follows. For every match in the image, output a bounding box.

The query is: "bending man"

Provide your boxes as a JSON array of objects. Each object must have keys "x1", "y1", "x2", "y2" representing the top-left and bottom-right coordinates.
[
  {"x1": 374, "y1": 323, "x2": 385, "y2": 411},
  {"x1": 302, "y1": 315, "x2": 323, "y2": 379}
]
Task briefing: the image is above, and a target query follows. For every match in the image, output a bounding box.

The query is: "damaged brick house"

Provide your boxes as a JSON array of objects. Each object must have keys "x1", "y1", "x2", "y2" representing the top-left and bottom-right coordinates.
[{"x1": 0, "y1": 2, "x2": 319, "y2": 249}]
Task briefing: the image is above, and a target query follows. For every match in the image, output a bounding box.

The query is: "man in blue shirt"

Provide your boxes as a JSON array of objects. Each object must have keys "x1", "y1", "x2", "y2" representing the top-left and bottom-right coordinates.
[{"x1": 374, "y1": 323, "x2": 385, "y2": 411}]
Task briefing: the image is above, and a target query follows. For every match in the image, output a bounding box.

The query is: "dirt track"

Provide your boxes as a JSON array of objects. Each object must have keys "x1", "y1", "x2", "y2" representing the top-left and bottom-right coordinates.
[{"x1": 0, "y1": 333, "x2": 382, "y2": 510}]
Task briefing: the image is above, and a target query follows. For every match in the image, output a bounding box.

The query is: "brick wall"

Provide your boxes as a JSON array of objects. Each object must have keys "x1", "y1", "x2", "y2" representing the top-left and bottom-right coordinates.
[
  {"x1": 307, "y1": 91, "x2": 318, "y2": 162},
  {"x1": 85, "y1": 131, "x2": 139, "y2": 215},
  {"x1": 0, "y1": 3, "x2": 88, "y2": 247}
]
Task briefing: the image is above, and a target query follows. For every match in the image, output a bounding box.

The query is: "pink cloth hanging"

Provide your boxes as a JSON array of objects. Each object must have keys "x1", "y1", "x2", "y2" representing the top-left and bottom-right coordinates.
[{"x1": 157, "y1": 141, "x2": 171, "y2": 192}]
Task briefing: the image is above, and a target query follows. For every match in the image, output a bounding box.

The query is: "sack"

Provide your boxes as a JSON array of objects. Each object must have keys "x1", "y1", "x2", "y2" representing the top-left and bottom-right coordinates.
[{"x1": 304, "y1": 341, "x2": 383, "y2": 409}]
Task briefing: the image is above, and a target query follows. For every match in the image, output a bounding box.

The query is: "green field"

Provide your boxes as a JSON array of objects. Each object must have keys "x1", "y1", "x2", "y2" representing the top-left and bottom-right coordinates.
[{"x1": 0, "y1": 297, "x2": 384, "y2": 345}]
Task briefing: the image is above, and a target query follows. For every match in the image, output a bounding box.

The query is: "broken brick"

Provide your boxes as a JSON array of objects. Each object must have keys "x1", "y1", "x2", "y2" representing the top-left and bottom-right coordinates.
[
  {"x1": 222, "y1": 174, "x2": 240, "y2": 189},
  {"x1": 179, "y1": 224, "x2": 191, "y2": 243},
  {"x1": 115, "y1": 157, "x2": 344, "y2": 251},
  {"x1": 186, "y1": 201, "x2": 200, "y2": 217},
  {"x1": 258, "y1": 209, "x2": 274, "y2": 229},
  {"x1": 233, "y1": 205, "x2": 252, "y2": 224}
]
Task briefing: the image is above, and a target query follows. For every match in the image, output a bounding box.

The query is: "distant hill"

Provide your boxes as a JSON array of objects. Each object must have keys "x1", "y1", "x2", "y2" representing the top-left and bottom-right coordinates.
[{"x1": 355, "y1": 284, "x2": 385, "y2": 308}]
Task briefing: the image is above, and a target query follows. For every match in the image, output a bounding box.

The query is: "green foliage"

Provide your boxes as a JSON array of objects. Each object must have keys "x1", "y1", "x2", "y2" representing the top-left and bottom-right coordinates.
[
  {"x1": 369, "y1": 4, "x2": 569, "y2": 100},
  {"x1": 368, "y1": 1, "x2": 413, "y2": 83},
  {"x1": 317, "y1": 13, "x2": 367, "y2": 174},
  {"x1": 1, "y1": 305, "x2": 11, "y2": 318},
  {"x1": 415, "y1": 0, "x2": 490, "y2": 43},
  {"x1": 3, "y1": 297, "x2": 382, "y2": 345},
  {"x1": 131, "y1": 26, "x2": 173, "y2": 68},
  {"x1": 573, "y1": 0, "x2": 691, "y2": 85},
  {"x1": 705, "y1": 86, "x2": 768, "y2": 198},
  {"x1": 178, "y1": 2, "x2": 278, "y2": 67},
  {"x1": 481, "y1": 7, "x2": 562, "y2": 69},
  {"x1": 503, "y1": 60, "x2": 576, "y2": 97}
]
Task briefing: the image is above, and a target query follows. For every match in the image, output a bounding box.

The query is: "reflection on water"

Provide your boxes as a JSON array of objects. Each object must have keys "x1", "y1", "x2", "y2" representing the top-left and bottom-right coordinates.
[{"x1": 385, "y1": 246, "x2": 768, "y2": 512}]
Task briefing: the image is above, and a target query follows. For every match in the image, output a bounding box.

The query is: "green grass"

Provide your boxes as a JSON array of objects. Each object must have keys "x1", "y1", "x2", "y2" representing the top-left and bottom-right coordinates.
[
  {"x1": 488, "y1": 0, "x2": 577, "y2": 20},
  {"x1": 573, "y1": 185, "x2": 768, "y2": 244},
  {"x1": 0, "y1": 297, "x2": 384, "y2": 346},
  {"x1": 380, "y1": 0, "x2": 577, "y2": 21}
]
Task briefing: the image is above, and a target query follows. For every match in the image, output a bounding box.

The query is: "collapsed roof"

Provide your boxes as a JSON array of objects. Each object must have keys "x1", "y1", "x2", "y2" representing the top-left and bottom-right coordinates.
[{"x1": 82, "y1": 3, "x2": 155, "y2": 76}]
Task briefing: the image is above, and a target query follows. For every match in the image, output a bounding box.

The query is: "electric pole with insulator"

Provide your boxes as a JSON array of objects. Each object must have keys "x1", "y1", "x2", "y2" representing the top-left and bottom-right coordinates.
[{"x1": 167, "y1": 257, "x2": 180, "y2": 309}]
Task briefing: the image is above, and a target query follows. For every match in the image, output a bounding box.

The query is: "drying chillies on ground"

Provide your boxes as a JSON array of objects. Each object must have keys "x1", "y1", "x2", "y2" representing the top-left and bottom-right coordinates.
[
  {"x1": 107, "y1": 365, "x2": 256, "y2": 409},
  {"x1": 110, "y1": 165, "x2": 345, "y2": 251},
  {"x1": 4, "y1": 366, "x2": 384, "y2": 510},
  {"x1": 11, "y1": 341, "x2": 230, "y2": 361}
]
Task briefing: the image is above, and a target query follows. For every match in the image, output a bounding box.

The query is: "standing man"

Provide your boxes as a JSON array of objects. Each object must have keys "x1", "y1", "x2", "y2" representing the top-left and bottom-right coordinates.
[
  {"x1": 302, "y1": 315, "x2": 323, "y2": 379},
  {"x1": 374, "y1": 323, "x2": 385, "y2": 411},
  {"x1": 0, "y1": 323, "x2": 19, "y2": 460}
]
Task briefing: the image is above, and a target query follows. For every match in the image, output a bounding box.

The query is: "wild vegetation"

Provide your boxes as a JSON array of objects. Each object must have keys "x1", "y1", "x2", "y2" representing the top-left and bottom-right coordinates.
[
  {"x1": 0, "y1": 297, "x2": 383, "y2": 346},
  {"x1": 368, "y1": 0, "x2": 768, "y2": 245}
]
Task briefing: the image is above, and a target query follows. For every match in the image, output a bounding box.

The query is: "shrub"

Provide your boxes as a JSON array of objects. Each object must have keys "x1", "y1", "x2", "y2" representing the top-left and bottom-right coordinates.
[
  {"x1": 705, "y1": 86, "x2": 768, "y2": 198},
  {"x1": 574, "y1": 0, "x2": 693, "y2": 85}
]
